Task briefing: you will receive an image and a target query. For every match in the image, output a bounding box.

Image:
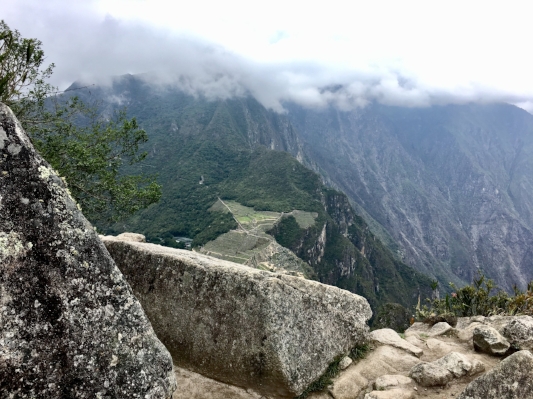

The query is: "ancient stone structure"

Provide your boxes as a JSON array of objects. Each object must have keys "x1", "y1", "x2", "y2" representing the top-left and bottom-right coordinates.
[
  {"x1": 103, "y1": 236, "x2": 372, "y2": 398},
  {"x1": 0, "y1": 103, "x2": 176, "y2": 398}
]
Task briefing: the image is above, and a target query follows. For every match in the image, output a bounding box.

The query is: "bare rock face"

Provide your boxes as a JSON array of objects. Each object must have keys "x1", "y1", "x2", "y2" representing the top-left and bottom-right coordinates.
[
  {"x1": 0, "y1": 103, "x2": 176, "y2": 398},
  {"x1": 458, "y1": 350, "x2": 533, "y2": 399},
  {"x1": 409, "y1": 352, "x2": 483, "y2": 387},
  {"x1": 502, "y1": 315, "x2": 533, "y2": 350},
  {"x1": 409, "y1": 362, "x2": 454, "y2": 387},
  {"x1": 370, "y1": 329, "x2": 423, "y2": 357},
  {"x1": 472, "y1": 325, "x2": 510, "y2": 355},
  {"x1": 102, "y1": 237, "x2": 372, "y2": 398}
]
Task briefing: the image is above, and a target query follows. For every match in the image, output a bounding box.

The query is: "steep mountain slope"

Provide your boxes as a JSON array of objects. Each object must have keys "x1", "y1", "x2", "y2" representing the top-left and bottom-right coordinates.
[
  {"x1": 66, "y1": 75, "x2": 432, "y2": 311},
  {"x1": 287, "y1": 103, "x2": 533, "y2": 291}
]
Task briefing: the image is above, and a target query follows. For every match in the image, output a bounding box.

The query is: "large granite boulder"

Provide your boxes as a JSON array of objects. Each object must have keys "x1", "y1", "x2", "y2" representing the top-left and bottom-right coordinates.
[
  {"x1": 502, "y1": 315, "x2": 533, "y2": 350},
  {"x1": 472, "y1": 325, "x2": 510, "y2": 355},
  {"x1": 409, "y1": 352, "x2": 483, "y2": 387},
  {"x1": 0, "y1": 103, "x2": 176, "y2": 397},
  {"x1": 103, "y1": 237, "x2": 372, "y2": 398},
  {"x1": 458, "y1": 350, "x2": 533, "y2": 398}
]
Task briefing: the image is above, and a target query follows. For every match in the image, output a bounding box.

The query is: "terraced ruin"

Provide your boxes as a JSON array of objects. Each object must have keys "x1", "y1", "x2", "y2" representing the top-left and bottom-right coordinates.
[{"x1": 197, "y1": 199, "x2": 316, "y2": 277}]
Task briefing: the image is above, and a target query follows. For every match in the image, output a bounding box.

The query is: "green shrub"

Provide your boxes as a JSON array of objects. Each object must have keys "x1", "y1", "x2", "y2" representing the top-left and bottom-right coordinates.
[
  {"x1": 372, "y1": 303, "x2": 411, "y2": 332},
  {"x1": 294, "y1": 344, "x2": 370, "y2": 399},
  {"x1": 417, "y1": 273, "x2": 533, "y2": 321}
]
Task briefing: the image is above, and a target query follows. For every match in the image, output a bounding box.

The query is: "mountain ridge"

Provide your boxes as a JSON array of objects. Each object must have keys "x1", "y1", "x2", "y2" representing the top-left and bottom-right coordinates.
[
  {"x1": 286, "y1": 102, "x2": 533, "y2": 291},
  {"x1": 64, "y1": 75, "x2": 432, "y2": 312}
]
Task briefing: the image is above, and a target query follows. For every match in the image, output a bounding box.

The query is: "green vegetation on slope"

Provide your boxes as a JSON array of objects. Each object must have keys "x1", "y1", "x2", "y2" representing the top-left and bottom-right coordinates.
[
  {"x1": 418, "y1": 273, "x2": 533, "y2": 321},
  {"x1": 79, "y1": 76, "x2": 432, "y2": 311},
  {"x1": 268, "y1": 188, "x2": 433, "y2": 311}
]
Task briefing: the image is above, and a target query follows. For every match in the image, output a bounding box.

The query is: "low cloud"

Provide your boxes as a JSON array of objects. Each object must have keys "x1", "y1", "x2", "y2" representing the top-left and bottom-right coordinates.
[{"x1": 4, "y1": 3, "x2": 533, "y2": 113}]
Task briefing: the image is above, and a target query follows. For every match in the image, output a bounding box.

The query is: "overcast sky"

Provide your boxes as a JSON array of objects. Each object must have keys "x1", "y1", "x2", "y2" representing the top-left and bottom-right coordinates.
[{"x1": 4, "y1": 0, "x2": 533, "y2": 112}]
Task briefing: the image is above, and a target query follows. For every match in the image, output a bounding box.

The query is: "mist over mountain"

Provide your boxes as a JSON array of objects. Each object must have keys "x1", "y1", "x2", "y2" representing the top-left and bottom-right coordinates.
[
  {"x1": 66, "y1": 75, "x2": 432, "y2": 312},
  {"x1": 68, "y1": 73, "x2": 533, "y2": 295}
]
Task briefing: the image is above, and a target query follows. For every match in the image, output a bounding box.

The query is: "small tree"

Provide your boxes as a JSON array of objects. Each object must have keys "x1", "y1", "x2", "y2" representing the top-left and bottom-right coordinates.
[
  {"x1": 29, "y1": 96, "x2": 161, "y2": 225},
  {"x1": 1, "y1": 20, "x2": 161, "y2": 225},
  {"x1": 0, "y1": 20, "x2": 54, "y2": 123}
]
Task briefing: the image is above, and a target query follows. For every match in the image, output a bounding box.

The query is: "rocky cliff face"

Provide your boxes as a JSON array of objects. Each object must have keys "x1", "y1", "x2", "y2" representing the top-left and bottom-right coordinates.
[
  {"x1": 269, "y1": 189, "x2": 433, "y2": 311},
  {"x1": 0, "y1": 103, "x2": 176, "y2": 398},
  {"x1": 287, "y1": 103, "x2": 533, "y2": 291}
]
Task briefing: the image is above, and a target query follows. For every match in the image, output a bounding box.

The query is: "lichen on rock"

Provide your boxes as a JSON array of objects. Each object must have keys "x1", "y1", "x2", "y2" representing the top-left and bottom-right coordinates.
[
  {"x1": 103, "y1": 235, "x2": 372, "y2": 398},
  {"x1": 0, "y1": 103, "x2": 176, "y2": 398}
]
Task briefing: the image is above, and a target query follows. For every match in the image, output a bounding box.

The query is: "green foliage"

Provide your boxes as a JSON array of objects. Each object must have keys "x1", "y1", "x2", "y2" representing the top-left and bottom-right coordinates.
[
  {"x1": 29, "y1": 96, "x2": 161, "y2": 225},
  {"x1": 154, "y1": 232, "x2": 186, "y2": 249},
  {"x1": 295, "y1": 344, "x2": 370, "y2": 399},
  {"x1": 417, "y1": 272, "x2": 533, "y2": 320},
  {"x1": 348, "y1": 343, "x2": 370, "y2": 361},
  {"x1": 1, "y1": 21, "x2": 161, "y2": 225},
  {"x1": 372, "y1": 303, "x2": 412, "y2": 332},
  {"x1": 294, "y1": 358, "x2": 340, "y2": 399},
  {"x1": 0, "y1": 20, "x2": 56, "y2": 128},
  {"x1": 269, "y1": 215, "x2": 303, "y2": 248}
]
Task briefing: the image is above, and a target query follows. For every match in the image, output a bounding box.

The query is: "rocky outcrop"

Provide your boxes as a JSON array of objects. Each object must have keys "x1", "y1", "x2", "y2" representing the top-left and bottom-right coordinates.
[
  {"x1": 472, "y1": 325, "x2": 510, "y2": 355},
  {"x1": 458, "y1": 350, "x2": 533, "y2": 399},
  {"x1": 102, "y1": 237, "x2": 372, "y2": 398},
  {"x1": 0, "y1": 103, "x2": 176, "y2": 397},
  {"x1": 409, "y1": 352, "x2": 484, "y2": 387},
  {"x1": 502, "y1": 315, "x2": 533, "y2": 350},
  {"x1": 163, "y1": 315, "x2": 531, "y2": 398}
]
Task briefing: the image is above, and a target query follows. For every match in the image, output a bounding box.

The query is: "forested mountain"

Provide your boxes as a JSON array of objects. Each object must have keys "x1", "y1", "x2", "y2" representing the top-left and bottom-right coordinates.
[
  {"x1": 66, "y1": 72, "x2": 533, "y2": 303},
  {"x1": 68, "y1": 75, "x2": 432, "y2": 312}
]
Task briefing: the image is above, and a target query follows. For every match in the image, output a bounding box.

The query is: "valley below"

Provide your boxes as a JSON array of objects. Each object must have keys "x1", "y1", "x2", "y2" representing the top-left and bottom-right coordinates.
[{"x1": 69, "y1": 73, "x2": 533, "y2": 302}]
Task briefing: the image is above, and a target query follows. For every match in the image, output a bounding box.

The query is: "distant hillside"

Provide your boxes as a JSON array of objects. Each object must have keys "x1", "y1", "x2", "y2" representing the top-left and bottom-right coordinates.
[
  {"x1": 287, "y1": 103, "x2": 533, "y2": 292},
  {"x1": 67, "y1": 75, "x2": 432, "y2": 312}
]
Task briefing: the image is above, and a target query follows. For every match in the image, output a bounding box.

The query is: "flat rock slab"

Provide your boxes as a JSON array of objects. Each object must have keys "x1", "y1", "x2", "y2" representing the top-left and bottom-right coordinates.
[
  {"x1": 425, "y1": 338, "x2": 464, "y2": 358},
  {"x1": 370, "y1": 329, "x2": 423, "y2": 357},
  {"x1": 365, "y1": 388, "x2": 415, "y2": 399},
  {"x1": 331, "y1": 345, "x2": 420, "y2": 399},
  {"x1": 374, "y1": 374, "x2": 413, "y2": 390},
  {"x1": 410, "y1": 352, "x2": 483, "y2": 387},
  {"x1": 458, "y1": 350, "x2": 533, "y2": 398},
  {"x1": 103, "y1": 238, "x2": 372, "y2": 398},
  {"x1": 173, "y1": 367, "x2": 264, "y2": 399},
  {"x1": 429, "y1": 322, "x2": 454, "y2": 337},
  {"x1": 0, "y1": 103, "x2": 176, "y2": 397}
]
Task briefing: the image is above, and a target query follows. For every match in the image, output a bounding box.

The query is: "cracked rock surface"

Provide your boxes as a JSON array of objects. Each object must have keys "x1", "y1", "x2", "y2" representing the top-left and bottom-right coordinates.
[{"x1": 0, "y1": 103, "x2": 176, "y2": 398}]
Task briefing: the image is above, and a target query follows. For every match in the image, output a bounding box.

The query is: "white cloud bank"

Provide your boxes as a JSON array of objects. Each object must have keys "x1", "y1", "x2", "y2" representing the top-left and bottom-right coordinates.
[{"x1": 4, "y1": 0, "x2": 533, "y2": 112}]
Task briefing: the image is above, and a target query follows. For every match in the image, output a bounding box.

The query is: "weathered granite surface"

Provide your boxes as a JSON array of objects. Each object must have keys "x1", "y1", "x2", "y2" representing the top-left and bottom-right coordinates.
[
  {"x1": 103, "y1": 237, "x2": 372, "y2": 398},
  {"x1": 472, "y1": 325, "x2": 510, "y2": 355},
  {"x1": 458, "y1": 350, "x2": 533, "y2": 399},
  {"x1": 502, "y1": 315, "x2": 533, "y2": 350},
  {"x1": 0, "y1": 103, "x2": 176, "y2": 398}
]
